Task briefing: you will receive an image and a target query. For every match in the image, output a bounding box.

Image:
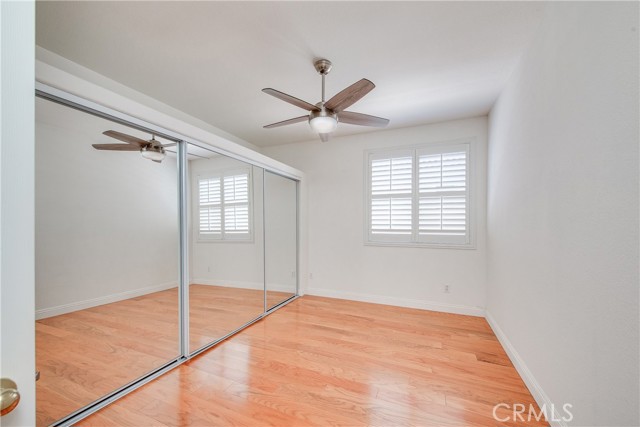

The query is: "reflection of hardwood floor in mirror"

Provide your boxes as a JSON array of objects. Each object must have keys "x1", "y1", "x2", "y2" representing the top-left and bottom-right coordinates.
[
  {"x1": 36, "y1": 285, "x2": 293, "y2": 426},
  {"x1": 189, "y1": 285, "x2": 293, "y2": 351},
  {"x1": 77, "y1": 296, "x2": 547, "y2": 427}
]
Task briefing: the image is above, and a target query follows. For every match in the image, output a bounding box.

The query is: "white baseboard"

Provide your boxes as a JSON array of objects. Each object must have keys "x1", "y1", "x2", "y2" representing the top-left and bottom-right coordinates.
[
  {"x1": 192, "y1": 279, "x2": 296, "y2": 294},
  {"x1": 306, "y1": 287, "x2": 484, "y2": 317},
  {"x1": 35, "y1": 281, "x2": 178, "y2": 320},
  {"x1": 485, "y1": 310, "x2": 566, "y2": 427}
]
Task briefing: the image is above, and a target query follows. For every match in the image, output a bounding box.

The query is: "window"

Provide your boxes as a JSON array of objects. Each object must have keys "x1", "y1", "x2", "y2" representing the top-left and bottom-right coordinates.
[
  {"x1": 197, "y1": 169, "x2": 251, "y2": 241},
  {"x1": 366, "y1": 141, "x2": 472, "y2": 247}
]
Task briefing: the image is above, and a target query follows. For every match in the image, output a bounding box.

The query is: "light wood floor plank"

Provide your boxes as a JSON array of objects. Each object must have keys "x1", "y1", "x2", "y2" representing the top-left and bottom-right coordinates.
[{"x1": 38, "y1": 292, "x2": 547, "y2": 426}]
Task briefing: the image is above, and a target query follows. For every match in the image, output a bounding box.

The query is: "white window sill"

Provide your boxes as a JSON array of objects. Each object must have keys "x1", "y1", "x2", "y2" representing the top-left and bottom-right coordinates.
[
  {"x1": 364, "y1": 241, "x2": 476, "y2": 250},
  {"x1": 196, "y1": 237, "x2": 254, "y2": 244}
]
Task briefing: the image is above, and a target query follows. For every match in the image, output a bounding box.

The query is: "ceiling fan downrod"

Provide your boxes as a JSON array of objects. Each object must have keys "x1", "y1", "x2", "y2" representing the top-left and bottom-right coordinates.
[{"x1": 314, "y1": 58, "x2": 332, "y2": 104}]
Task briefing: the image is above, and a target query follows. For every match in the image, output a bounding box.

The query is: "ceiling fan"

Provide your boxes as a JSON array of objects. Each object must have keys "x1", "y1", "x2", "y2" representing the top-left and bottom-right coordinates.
[
  {"x1": 262, "y1": 58, "x2": 390, "y2": 142},
  {"x1": 92, "y1": 130, "x2": 176, "y2": 163}
]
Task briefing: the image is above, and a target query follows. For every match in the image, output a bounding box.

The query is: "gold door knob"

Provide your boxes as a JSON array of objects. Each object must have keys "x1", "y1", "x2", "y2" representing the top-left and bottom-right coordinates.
[{"x1": 0, "y1": 378, "x2": 20, "y2": 416}]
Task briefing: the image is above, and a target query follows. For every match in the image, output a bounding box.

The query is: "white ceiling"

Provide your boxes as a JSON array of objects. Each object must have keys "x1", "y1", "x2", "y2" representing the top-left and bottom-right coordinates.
[{"x1": 36, "y1": 1, "x2": 546, "y2": 147}]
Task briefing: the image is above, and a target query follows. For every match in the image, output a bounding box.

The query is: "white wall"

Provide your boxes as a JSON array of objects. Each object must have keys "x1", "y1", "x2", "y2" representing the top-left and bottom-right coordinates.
[
  {"x1": 35, "y1": 97, "x2": 179, "y2": 318},
  {"x1": 0, "y1": 1, "x2": 36, "y2": 425},
  {"x1": 264, "y1": 117, "x2": 487, "y2": 315},
  {"x1": 486, "y1": 3, "x2": 639, "y2": 426}
]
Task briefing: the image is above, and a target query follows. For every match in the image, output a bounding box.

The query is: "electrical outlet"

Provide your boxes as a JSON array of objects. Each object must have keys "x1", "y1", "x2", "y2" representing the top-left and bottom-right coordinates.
[
  {"x1": 444, "y1": 285, "x2": 451, "y2": 293},
  {"x1": 207, "y1": 266, "x2": 211, "y2": 273},
  {"x1": 309, "y1": 272, "x2": 313, "y2": 279},
  {"x1": 291, "y1": 271, "x2": 296, "y2": 278}
]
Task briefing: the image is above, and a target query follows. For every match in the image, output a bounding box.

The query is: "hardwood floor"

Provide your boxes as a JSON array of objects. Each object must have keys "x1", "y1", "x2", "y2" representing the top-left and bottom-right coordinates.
[
  {"x1": 36, "y1": 284, "x2": 293, "y2": 426},
  {"x1": 67, "y1": 296, "x2": 548, "y2": 427}
]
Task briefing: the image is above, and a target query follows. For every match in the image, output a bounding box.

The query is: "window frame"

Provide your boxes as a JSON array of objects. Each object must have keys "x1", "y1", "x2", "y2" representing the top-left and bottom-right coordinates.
[
  {"x1": 364, "y1": 138, "x2": 475, "y2": 250},
  {"x1": 195, "y1": 166, "x2": 254, "y2": 243}
]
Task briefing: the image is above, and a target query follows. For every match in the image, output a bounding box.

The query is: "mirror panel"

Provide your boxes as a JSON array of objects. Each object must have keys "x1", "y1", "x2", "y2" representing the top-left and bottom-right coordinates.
[
  {"x1": 188, "y1": 144, "x2": 265, "y2": 352},
  {"x1": 35, "y1": 97, "x2": 180, "y2": 425},
  {"x1": 264, "y1": 171, "x2": 298, "y2": 310}
]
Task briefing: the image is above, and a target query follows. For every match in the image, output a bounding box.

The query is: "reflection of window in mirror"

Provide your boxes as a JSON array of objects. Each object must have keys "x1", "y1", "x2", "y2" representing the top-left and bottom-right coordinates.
[{"x1": 197, "y1": 167, "x2": 253, "y2": 242}]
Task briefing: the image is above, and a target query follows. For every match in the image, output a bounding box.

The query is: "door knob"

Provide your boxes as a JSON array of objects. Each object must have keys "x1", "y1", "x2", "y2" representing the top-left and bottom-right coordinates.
[{"x1": 0, "y1": 378, "x2": 20, "y2": 416}]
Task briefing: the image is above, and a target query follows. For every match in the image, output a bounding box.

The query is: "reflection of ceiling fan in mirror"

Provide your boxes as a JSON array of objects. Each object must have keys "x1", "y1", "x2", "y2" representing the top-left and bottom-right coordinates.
[
  {"x1": 262, "y1": 58, "x2": 390, "y2": 142},
  {"x1": 92, "y1": 130, "x2": 176, "y2": 163}
]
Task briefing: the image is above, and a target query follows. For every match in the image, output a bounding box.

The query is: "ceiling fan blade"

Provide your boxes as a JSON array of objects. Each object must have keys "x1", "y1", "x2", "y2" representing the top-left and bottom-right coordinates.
[
  {"x1": 103, "y1": 130, "x2": 149, "y2": 147},
  {"x1": 325, "y1": 79, "x2": 375, "y2": 113},
  {"x1": 264, "y1": 116, "x2": 309, "y2": 129},
  {"x1": 92, "y1": 143, "x2": 141, "y2": 151},
  {"x1": 338, "y1": 111, "x2": 390, "y2": 128},
  {"x1": 262, "y1": 88, "x2": 319, "y2": 111},
  {"x1": 319, "y1": 133, "x2": 330, "y2": 142}
]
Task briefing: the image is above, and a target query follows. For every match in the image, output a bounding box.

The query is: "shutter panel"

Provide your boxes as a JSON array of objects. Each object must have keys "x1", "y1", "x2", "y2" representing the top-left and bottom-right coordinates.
[
  {"x1": 371, "y1": 197, "x2": 412, "y2": 234},
  {"x1": 223, "y1": 173, "x2": 250, "y2": 235},
  {"x1": 371, "y1": 157, "x2": 412, "y2": 195},
  {"x1": 224, "y1": 174, "x2": 249, "y2": 204},
  {"x1": 199, "y1": 177, "x2": 221, "y2": 205},
  {"x1": 419, "y1": 152, "x2": 466, "y2": 192},
  {"x1": 419, "y1": 196, "x2": 466, "y2": 234},
  {"x1": 199, "y1": 207, "x2": 221, "y2": 234},
  {"x1": 224, "y1": 205, "x2": 249, "y2": 233},
  {"x1": 418, "y1": 150, "x2": 468, "y2": 239},
  {"x1": 198, "y1": 177, "x2": 222, "y2": 235},
  {"x1": 370, "y1": 156, "x2": 413, "y2": 238}
]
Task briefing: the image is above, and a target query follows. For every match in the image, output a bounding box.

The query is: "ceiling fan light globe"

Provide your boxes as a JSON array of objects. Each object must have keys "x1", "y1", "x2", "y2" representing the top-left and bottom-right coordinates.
[
  {"x1": 309, "y1": 116, "x2": 338, "y2": 134},
  {"x1": 140, "y1": 146, "x2": 165, "y2": 162}
]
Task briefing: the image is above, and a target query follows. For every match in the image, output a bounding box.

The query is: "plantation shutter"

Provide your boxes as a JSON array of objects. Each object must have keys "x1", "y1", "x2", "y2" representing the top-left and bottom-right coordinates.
[
  {"x1": 197, "y1": 169, "x2": 252, "y2": 240},
  {"x1": 417, "y1": 146, "x2": 469, "y2": 245},
  {"x1": 199, "y1": 176, "x2": 222, "y2": 237},
  {"x1": 369, "y1": 151, "x2": 413, "y2": 242},
  {"x1": 366, "y1": 143, "x2": 470, "y2": 246},
  {"x1": 223, "y1": 173, "x2": 250, "y2": 235}
]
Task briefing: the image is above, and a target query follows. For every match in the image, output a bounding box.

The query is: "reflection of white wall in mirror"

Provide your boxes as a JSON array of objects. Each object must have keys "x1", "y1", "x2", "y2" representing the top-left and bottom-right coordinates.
[
  {"x1": 189, "y1": 154, "x2": 264, "y2": 289},
  {"x1": 35, "y1": 98, "x2": 179, "y2": 319},
  {"x1": 264, "y1": 172, "x2": 297, "y2": 295}
]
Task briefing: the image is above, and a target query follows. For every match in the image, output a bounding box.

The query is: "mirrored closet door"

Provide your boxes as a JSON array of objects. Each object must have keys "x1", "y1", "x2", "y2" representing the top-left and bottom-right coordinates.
[
  {"x1": 35, "y1": 97, "x2": 180, "y2": 426},
  {"x1": 35, "y1": 89, "x2": 300, "y2": 426},
  {"x1": 264, "y1": 171, "x2": 298, "y2": 309},
  {"x1": 187, "y1": 143, "x2": 265, "y2": 353}
]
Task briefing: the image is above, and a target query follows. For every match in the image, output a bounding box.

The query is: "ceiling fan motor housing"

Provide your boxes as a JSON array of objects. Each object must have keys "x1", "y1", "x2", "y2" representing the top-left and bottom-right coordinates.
[{"x1": 313, "y1": 58, "x2": 332, "y2": 75}]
